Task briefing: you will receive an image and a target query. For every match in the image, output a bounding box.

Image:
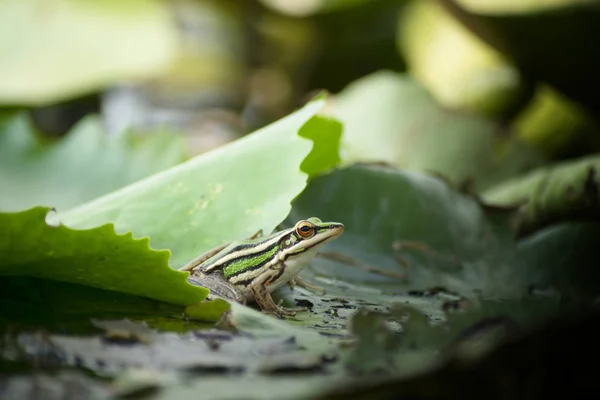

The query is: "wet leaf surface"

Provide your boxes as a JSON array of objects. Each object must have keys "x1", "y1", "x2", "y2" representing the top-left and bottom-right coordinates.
[
  {"x1": 15, "y1": 326, "x2": 312, "y2": 375},
  {"x1": 318, "y1": 306, "x2": 600, "y2": 400},
  {"x1": 0, "y1": 371, "x2": 111, "y2": 400}
]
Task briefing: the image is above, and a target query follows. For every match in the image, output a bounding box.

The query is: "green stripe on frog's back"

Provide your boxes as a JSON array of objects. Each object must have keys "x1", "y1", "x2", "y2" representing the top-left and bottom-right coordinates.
[
  {"x1": 200, "y1": 227, "x2": 294, "y2": 275},
  {"x1": 223, "y1": 243, "x2": 281, "y2": 278}
]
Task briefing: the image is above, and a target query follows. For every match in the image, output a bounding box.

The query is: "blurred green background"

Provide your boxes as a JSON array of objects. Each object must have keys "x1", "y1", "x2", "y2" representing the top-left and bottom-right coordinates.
[{"x1": 3, "y1": 0, "x2": 599, "y2": 162}]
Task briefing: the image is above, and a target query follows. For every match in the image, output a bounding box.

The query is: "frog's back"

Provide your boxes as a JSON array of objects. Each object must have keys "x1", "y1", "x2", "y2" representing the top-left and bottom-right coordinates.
[
  {"x1": 199, "y1": 242, "x2": 251, "y2": 272},
  {"x1": 201, "y1": 230, "x2": 286, "y2": 273}
]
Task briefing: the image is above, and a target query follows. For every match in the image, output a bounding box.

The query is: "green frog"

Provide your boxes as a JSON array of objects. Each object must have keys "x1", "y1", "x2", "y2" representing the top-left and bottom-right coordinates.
[{"x1": 179, "y1": 217, "x2": 344, "y2": 317}]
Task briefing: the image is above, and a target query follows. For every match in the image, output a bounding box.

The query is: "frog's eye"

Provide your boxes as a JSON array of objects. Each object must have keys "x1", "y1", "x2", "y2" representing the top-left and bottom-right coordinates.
[{"x1": 295, "y1": 220, "x2": 315, "y2": 238}]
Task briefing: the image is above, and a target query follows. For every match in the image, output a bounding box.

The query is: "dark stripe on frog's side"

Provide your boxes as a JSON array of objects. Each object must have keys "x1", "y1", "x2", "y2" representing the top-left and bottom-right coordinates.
[
  {"x1": 230, "y1": 276, "x2": 255, "y2": 288},
  {"x1": 232, "y1": 262, "x2": 287, "y2": 288}
]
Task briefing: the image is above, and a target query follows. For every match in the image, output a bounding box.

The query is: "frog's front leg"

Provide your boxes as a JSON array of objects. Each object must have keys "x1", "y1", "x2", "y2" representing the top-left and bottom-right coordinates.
[
  {"x1": 188, "y1": 271, "x2": 246, "y2": 304},
  {"x1": 251, "y1": 264, "x2": 308, "y2": 317}
]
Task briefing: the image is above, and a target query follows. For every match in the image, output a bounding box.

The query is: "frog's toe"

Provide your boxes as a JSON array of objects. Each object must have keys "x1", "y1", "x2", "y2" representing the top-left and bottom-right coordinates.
[
  {"x1": 280, "y1": 306, "x2": 308, "y2": 315},
  {"x1": 261, "y1": 309, "x2": 293, "y2": 318}
]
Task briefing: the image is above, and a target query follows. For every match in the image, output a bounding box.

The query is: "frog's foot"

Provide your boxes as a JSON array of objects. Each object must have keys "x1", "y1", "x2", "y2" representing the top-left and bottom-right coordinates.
[
  {"x1": 278, "y1": 299, "x2": 309, "y2": 316},
  {"x1": 262, "y1": 308, "x2": 295, "y2": 318},
  {"x1": 253, "y1": 271, "x2": 309, "y2": 318},
  {"x1": 289, "y1": 276, "x2": 326, "y2": 295},
  {"x1": 261, "y1": 300, "x2": 309, "y2": 318}
]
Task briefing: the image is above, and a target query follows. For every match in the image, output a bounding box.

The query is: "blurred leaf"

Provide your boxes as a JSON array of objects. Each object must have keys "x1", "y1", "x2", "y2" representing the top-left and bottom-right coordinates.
[
  {"x1": 439, "y1": 0, "x2": 600, "y2": 116},
  {"x1": 143, "y1": 302, "x2": 344, "y2": 399},
  {"x1": 0, "y1": 372, "x2": 111, "y2": 399},
  {"x1": 60, "y1": 98, "x2": 337, "y2": 269},
  {"x1": 0, "y1": 0, "x2": 177, "y2": 105},
  {"x1": 3, "y1": 303, "x2": 342, "y2": 400},
  {"x1": 320, "y1": 307, "x2": 600, "y2": 399},
  {"x1": 397, "y1": 0, "x2": 531, "y2": 119},
  {"x1": 513, "y1": 85, "x2": 600, "y2": 158},
  {"x1": 0, "y1": 112, "x2": 187, "y2": 212},
  {"x1": 258, "y1": 0, "x2": 376, "y2": 17},
  {"x1": 482, "y1": 154, "x2": 600, "y2": 236},
  {"x1": 344, "y1": 309, "x2": 405, "y2": 375},
  {"x1": 396, "y1": 297, "x2": 559, "y2": 357},
  {"x1": 518, "y1": 222, "x2": 600, "y2": 299},
  {"x1": 341, "y1": 295, "x2": 560, "y2": 379},
  {"x1": 328, "y1": 71, "x2": 543, "y2": 190},
  {"x1": 14, "y1": 320, "x2": 320, "y2": 375},
  {"x1": 0, "y1": 207, "x2": 207, "y2": 307}
]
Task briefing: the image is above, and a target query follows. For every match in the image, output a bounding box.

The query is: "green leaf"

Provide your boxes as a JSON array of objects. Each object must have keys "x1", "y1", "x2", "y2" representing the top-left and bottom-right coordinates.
[
  {"x1": 329, "y1": 71, "x2": 543, "y2": 190},
  {"x1": 0, "y1": 113, "x2": 187, "y2": 212},
  {"x1": 289, "y1": 165, "x2": 524, "y2": 297},
  {"x1": 512, "y1": 84, "x2": 600, "y2": 158},
  {"x1": 298, "y1": 116, "x2": 343, "y2": 177},
  {"x1": 482, "y1": 154, "x2": 600, "y2": 236},
  {"x1": 0, "y1": 277, "x2": 194, "y2": 328},
  {"x1": 0, "y1": 0, "x2": 176, "y2": 105},
  {"x1": 289, "y1": 164, "x2": 599, "y2": 306},
  {"x1": 185, "y1": 298, "x2": 231, "y2": 322},
  {"x1": 518, "y1": 222, "x2": 600, "y2": 299},
  {"x1": 60, "y1": 98, "x2": 336, "y2": 269},
  {"x1": 0, "y1": 207, "x2": 207, "y2": 306}
]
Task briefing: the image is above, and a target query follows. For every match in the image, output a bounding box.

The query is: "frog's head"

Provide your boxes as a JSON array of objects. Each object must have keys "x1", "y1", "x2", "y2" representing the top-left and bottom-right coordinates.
[{"x1": 281, "y1": 217, "x2": 344, "y2": 266}]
